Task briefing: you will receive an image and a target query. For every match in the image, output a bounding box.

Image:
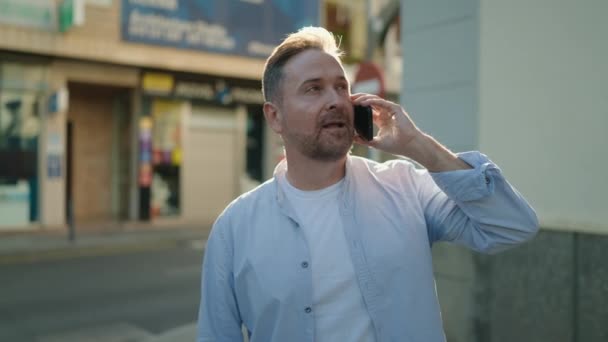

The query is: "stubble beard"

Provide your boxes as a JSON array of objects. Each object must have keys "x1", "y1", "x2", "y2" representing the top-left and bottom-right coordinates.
[{"x1": 288, "y1": 125, "x2": 354, "y2": 162}]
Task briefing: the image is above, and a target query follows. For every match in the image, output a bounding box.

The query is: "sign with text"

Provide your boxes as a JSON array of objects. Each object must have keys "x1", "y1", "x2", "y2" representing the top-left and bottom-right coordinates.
[
  {"x1": 141, "y1": 71, "x2": 264, "y2": 105},
  {"x1": 0, "y1": 0, "x2": 57, "y2": 30},
  {"x1": 47, "y1": 154, "x2": 62, "y2": 178},
  {"x1": 121, "y1": 0, "x2": 319, "y2": 58}
]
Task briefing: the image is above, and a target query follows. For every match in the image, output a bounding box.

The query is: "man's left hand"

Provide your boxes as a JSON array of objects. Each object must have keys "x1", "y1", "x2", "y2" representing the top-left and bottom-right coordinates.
[{"x1": 351, "y1": 93, "x2": 471, "y2": 172}]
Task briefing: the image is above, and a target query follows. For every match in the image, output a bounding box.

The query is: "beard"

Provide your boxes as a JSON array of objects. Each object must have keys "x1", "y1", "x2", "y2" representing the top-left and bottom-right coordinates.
[{"x1": 285, "y1": 113, "x2": 355, "y2": 162}]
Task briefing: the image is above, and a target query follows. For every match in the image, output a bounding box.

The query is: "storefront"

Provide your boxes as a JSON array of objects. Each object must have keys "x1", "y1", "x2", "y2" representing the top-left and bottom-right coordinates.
[
  {"x1": 0, "y1": 0, "x2": 316, "y2": 231},
  {"x1": 137, "y1": 71, "x2": 274, "y2": 226},
  {"x1": 0, "y1": 55, "x2": 49, "y2": 229}
]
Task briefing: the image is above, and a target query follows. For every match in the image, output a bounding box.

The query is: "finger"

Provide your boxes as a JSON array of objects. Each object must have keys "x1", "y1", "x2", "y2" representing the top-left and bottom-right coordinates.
[
  {"x1": 353, "y1": 96, "x2": 394, "y2": 118},
  {"x1": 350, "y1": 93, "x2": 370, "y2": 101},
  {"x1": 370, "y1": 111, "x2": 389, "y2": 127},
  {"x1": 372, "y1": 108, "x2": 394, "y2": 119},
  {"x1": 353, "y1": 134, "x2": 372, "y2": 146},
  {"x1": 359, "y1": 97, "x2": 397, "y2": 110},
  {"x1": 365, "y1": 99, "x2": 406, "y2": 120},
  {"x1": 371, "y1": 106, "x2": 397, "y2": 124},
  {"x1": 351, "y1": 93, "x2": 381, "y2": 105},
  {"x1": 353, "y1": 96, "x2": 398, "y2": 115}
]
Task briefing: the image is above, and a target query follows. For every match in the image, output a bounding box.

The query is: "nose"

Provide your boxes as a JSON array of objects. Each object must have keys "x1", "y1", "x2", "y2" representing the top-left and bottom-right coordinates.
[{"x1": 326, "y1": 88, "x2": 349, "y2": 112}]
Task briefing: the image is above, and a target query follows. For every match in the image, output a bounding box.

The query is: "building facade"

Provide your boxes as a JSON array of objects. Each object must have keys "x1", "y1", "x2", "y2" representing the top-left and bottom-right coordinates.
[
  {"x1": 401, "y1": 0, "x2": 608, "y2": 341},
  {"x1": 0, "y1": 0, "x2": 318, "y2": 231}
]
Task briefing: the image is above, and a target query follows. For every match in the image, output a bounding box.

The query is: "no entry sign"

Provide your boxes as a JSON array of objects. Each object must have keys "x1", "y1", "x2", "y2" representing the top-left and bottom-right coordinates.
[{"x1": 352, "y1": 61, "x2": 386, "y2": 98}]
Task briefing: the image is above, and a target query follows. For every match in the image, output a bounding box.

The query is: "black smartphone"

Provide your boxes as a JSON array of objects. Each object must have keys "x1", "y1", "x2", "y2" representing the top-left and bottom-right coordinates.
[{"x1": 353, "y1": 104, "x2": 373, "y2": 141}]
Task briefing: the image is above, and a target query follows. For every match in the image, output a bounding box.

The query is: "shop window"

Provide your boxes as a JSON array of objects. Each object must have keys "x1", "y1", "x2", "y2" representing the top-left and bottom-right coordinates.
[
  {"x1": 150, "y1": 100, "x2": 183, "y2": 217},
  {"x1": 325, "y1": 2, "x2": 352, "y2": 55},
  {"x1": 0, "y1": 91, "x2": 41, "y2": 226},
  {"x1": 324, "y1": 0, "x2": 368, "y2": 64},
  {"x1": 245, "y1": 105, "x2": 265, "y2": 183}
]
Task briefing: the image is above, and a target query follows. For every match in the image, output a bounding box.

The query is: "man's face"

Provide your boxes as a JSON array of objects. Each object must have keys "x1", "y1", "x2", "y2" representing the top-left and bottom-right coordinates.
[{"x1": 274, "y1": 49, "x2": 354, "y2": 162}]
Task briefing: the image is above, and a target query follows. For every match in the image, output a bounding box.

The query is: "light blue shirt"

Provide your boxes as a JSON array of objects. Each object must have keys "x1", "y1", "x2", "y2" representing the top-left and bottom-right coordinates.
[
  {"x1": 197, "y1": 152, "x2": 539, "y2": 342},
  {"x1": 280, "y1": 174, "x2": 376, "y2": 342}
]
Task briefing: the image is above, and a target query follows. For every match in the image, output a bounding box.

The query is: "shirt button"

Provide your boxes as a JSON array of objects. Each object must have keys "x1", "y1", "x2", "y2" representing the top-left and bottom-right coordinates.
[
  {"x1": 301, "y1": 261, "x2": 309, "y2": 268},
  {"x1": 305, "y1": 307, "x2": 312, "y2": 314}
]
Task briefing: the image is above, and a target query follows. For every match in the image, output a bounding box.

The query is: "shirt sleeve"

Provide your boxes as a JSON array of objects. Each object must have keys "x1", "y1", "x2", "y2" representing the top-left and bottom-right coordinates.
[
  {"x1": 418, "y1": 151, "x2": 539, "y2": 254},
  {"x1": 197, "y1": 215, "x2": 244, "y2": 342}
]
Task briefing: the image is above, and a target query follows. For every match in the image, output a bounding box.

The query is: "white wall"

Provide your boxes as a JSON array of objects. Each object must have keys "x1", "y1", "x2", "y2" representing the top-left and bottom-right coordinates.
[
  {"x1": 401, "y1": 0, "x2": 479, "y2": 153},
  {"x1": 400, "y1": 2, "x2": 480, "y2": 342},
  {"x1": 479, "y1": 0, "x2": 608, "y2": 233}
]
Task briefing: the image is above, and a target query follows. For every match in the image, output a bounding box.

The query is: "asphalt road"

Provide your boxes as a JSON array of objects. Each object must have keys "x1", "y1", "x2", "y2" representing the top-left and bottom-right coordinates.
[{"x1": 0, "y1": 242, "x2": 204, "y2": 342}]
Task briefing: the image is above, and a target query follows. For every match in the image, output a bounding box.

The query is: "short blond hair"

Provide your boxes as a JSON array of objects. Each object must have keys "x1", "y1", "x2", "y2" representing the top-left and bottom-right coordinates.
[{"x1": 262, "y1": 26, "x2": 344, "y2": 103}]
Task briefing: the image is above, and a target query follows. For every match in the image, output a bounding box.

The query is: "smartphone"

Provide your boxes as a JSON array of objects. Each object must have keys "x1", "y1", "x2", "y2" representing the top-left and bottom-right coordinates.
[{"x1": 353, "y1": 104, "x2": 373, "y2": 141}]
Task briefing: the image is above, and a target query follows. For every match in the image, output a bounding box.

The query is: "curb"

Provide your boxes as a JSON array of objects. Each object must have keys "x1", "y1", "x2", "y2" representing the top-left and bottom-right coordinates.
[
  {"x1": 0, "y1": 239, "x2": 182, "y2": 265},
  {"x1": 0, "y1": 229, "x2": 208, "y2": 265}
]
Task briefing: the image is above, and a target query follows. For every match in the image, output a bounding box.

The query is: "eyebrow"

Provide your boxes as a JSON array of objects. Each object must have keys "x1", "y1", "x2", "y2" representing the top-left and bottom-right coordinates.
[
  {"x1": 299, "y1": 76, "x2": 348, "y2": 87},
  {"x1": 300, "y1": 78, "x2": 322, "y2": 86}
]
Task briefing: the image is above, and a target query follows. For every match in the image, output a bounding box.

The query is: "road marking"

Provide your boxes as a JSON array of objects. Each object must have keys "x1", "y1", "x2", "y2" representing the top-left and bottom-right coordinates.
[{"x1": 37, "y1": 322, "x2": 154, "y2": 342}]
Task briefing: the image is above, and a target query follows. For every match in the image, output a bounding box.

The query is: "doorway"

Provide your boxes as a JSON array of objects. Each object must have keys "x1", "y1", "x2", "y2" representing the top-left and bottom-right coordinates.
[{"x1": 65, "y1": 83, "x2": 133, "y2": 226}]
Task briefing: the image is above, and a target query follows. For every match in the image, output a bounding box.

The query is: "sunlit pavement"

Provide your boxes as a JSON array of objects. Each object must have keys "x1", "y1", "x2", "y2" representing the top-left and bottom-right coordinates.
[{"x1": 0, "y1": 230, "x2": 207, "y2": 342}]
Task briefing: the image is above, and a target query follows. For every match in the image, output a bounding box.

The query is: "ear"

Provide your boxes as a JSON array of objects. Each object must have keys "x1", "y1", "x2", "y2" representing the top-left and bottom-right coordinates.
[{"x1": 263, "y1": 101, "x2": 283, "y2": 134}]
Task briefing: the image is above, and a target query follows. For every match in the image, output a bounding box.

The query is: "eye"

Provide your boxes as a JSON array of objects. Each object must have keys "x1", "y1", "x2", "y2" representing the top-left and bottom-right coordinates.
[
  {"x1": 306, "y1": 85, "x2": 321, "y2": 93},
  {"x1": 336, "y1": 83, "x2": 348, "y2": 91}
]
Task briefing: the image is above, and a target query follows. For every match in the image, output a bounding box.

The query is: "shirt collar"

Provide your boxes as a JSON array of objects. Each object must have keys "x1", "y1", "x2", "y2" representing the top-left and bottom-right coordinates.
[{"x1": 273, "y1": 155, "x2": 355, "y2": 221}]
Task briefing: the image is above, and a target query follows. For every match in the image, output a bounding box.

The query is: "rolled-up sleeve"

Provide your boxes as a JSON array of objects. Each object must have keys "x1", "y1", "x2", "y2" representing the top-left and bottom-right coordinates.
[
  {"x1": 197, "y1": 215, "x2": 243, "y2": 342},
  {"x1": 419, "y1": 151, "x2": 539, "y2": 253}
]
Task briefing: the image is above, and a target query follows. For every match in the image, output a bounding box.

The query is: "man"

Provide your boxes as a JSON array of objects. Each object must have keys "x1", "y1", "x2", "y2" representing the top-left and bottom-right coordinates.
[{"x1": 197, "y1": 27, "x2": 538, "y2": 342}]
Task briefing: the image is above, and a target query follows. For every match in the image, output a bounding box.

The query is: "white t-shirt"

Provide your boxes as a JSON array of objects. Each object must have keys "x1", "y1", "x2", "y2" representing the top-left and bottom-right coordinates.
[{"x1": 279, "y1": 173, "x2": 376, "y2": 342}]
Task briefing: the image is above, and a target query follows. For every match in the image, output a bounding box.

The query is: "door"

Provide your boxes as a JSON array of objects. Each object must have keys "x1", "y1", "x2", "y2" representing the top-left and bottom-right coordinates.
[
  {"x1": 183, "y1": 106, "x2": 237, "y2": 226},
  {"x1": 66, "y1": 83, "x2": 132, "y2": 225}
]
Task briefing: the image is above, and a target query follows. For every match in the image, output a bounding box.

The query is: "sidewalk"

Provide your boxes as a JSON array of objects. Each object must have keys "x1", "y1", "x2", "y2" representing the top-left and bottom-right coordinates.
[
  {"x1": 0, "y1": 225, "x2": 249, "y2": 342},
  {"x1": 0, "y1": 224, "x2": 210, "y2": 264}
]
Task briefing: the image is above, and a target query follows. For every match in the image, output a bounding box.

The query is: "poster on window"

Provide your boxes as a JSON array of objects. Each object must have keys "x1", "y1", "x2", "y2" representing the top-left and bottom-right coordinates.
[{"x1": 149, "y1": 100, "x2": 183, "y2": 217}]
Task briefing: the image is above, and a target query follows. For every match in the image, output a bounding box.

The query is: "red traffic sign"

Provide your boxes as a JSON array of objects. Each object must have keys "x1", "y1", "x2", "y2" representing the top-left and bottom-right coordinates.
[{"x1": 352, "y1": 61, "x2": 386, "y2": 98}]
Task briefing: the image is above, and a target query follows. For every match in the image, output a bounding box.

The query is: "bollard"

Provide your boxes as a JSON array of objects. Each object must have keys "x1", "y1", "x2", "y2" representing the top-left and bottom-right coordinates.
[{"x1": 67, "y1": 198, "x2": 76, "y2": 243}]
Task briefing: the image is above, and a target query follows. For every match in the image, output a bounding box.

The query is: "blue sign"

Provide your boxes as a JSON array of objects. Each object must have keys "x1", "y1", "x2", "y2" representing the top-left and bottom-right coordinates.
[
  {"x1": 121, "y1": 0, "x2": 319, "y2": 58},
  {"x1": 47, "y1": 154, "x2": 62, "y2": 178}
]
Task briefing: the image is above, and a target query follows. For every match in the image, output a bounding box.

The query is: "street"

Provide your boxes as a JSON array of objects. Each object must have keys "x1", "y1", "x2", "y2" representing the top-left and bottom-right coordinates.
[{"x1": 0, "y1": 242, "x2": 204, "y2": 342}]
